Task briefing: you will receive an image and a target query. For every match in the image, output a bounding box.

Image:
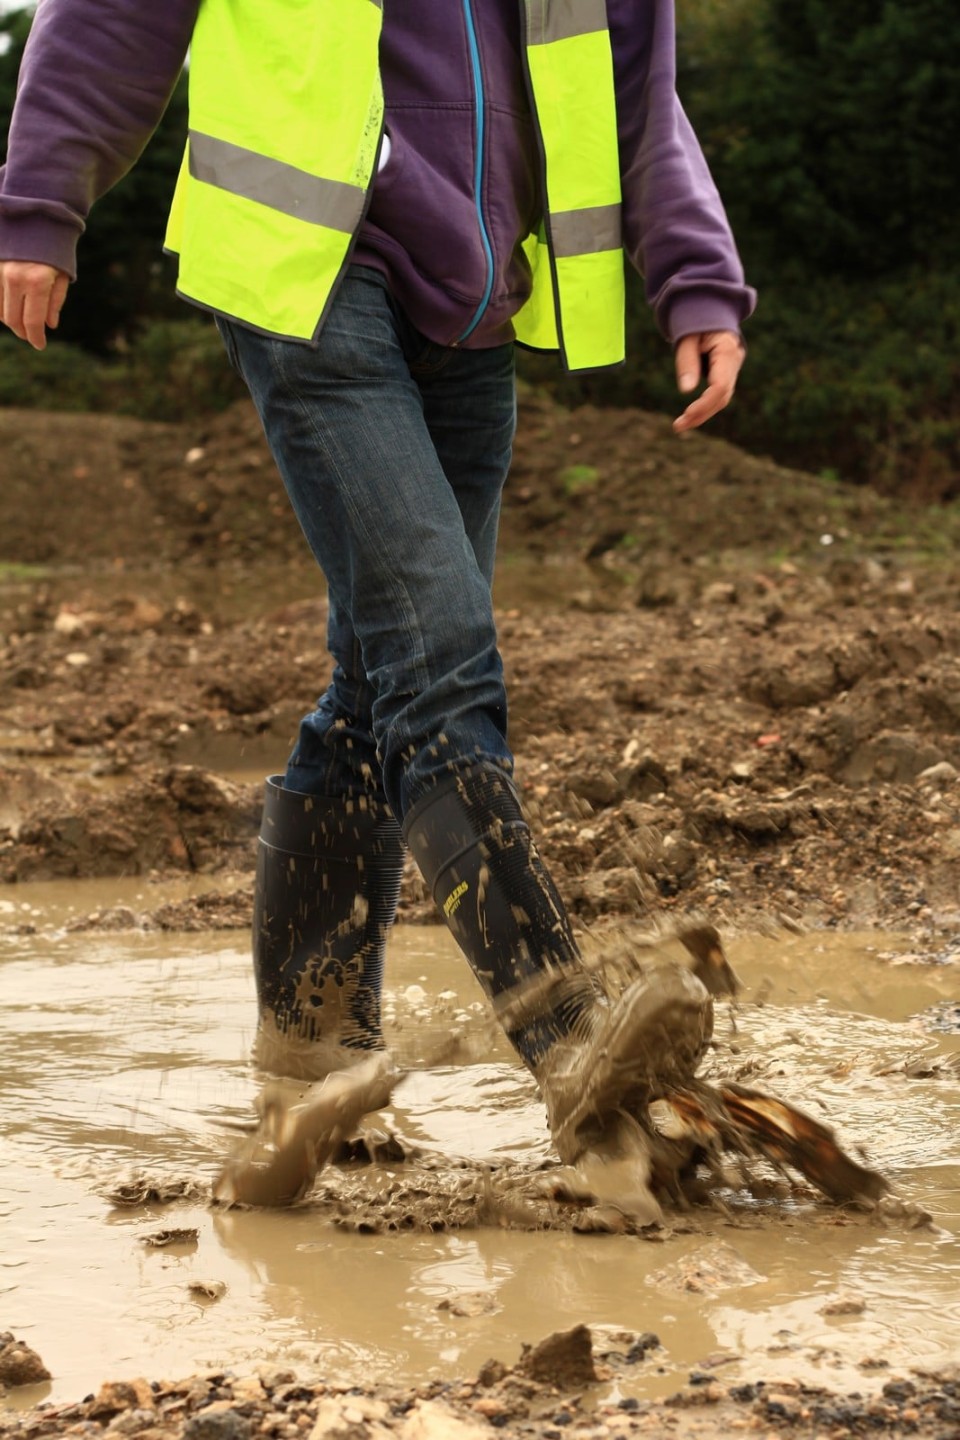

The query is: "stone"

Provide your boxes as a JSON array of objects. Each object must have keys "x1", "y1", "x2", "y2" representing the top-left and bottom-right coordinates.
[
  {"x1": 0, "y1": 1333, "x2": 51, "y2": 1387},
  {"x1": 88, "y1": 1380, "x2": 156, "y2": 1419},
  {"x1": 182, "y1": 1410, "x2": 251, "y2": 1440},
  {"x1": 399, "y1": 1400, "x2": 491, "y2": 1440},
  {"x1": 519, "y1": 1325, "x2": 599, "y2": 1389}
]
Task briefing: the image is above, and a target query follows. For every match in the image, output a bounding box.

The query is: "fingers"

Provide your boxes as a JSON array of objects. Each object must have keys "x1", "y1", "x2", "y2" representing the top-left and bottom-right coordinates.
[
  {"x1": 47, "y1": 270, "x2": 69, "y2": 331},
  {"x1": 672, "y1": 331, "x2": 745, "y2": 434},
  {"x1": 674, "y1": 332, "x2": 704, "y2": 396},
  {"x1": 0, "y1": 261, "x2": 69, "y2": 350}
]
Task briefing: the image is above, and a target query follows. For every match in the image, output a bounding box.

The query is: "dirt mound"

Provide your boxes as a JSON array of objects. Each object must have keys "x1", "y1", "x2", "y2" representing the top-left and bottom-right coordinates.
[
  {"x1": 2, "y1": 389, "x2": 960, "y2": 939},
  {"x1": 5, "y1": 385, "x2": 958, "y2": 578}
]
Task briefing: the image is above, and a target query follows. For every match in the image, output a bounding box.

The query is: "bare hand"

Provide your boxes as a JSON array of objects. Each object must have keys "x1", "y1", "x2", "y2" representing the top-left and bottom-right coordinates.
[
  {"x1": 672, "y1": 330, "x2": 745, "y2": 433},
  {"x1": 0, "y1": 261, "x2": 70, "y2": 350}
]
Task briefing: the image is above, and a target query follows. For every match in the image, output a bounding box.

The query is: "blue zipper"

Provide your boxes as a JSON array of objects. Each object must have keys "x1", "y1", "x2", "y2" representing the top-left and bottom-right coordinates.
[{"x1": 456, "y1": 0, "x2": 495, "y2": 343}]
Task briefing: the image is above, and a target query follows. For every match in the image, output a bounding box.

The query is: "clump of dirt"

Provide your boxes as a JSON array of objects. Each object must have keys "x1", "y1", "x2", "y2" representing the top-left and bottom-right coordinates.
[
  {"x1": 0, "y1": 1337, "x2": 50, "y2": 1391},
  {"x1": 517, "y1": 1324, "x2": 598, "y2": 1388},
  {"x1": 0, "y1": 767, "x2": 259, "y2": 884}
]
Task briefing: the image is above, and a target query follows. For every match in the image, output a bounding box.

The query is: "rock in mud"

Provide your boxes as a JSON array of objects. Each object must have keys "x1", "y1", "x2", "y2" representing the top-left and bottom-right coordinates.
[
  {"x1": 87, "y1": 1379, "x2": 155, "y2": 1419},
  {"x1": 820, "y1": 1293, "x2": 867, "y2": 1316},
  {"x1": 518, "y1": 1324, "x2": 598, "y2": 1389},
  {"x1": 182, "y1": 1411, "x2": 250, "y2": 1440},
  {"x1": 647, "y1": 1241, "x2": 766, "y2": 1296},
  {"x1": 437, "y1": 1291, "x2": 500, "y2": 1319},
  {"x1": 140, "y1": 1228, "x2": 199, "y2": 1250},
  {"x1": 0, "y1": 1335, "x2": 50, "y2": 1388},
  {"x1": 398, "y1": 1401, "x2": 491, "y2": 1440},
  {"x1": 187, "y1": 1280, "x2": 227, "y2": 1302}
]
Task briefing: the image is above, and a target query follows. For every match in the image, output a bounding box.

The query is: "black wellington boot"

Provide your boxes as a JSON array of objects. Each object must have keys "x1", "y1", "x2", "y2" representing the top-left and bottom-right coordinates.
[
  {"x1": 252, "y1": 775, "x2": 406, "y2": 1080},
  {"x1": 403, "y1": 764, "x2": 712, "y2": 1166}
]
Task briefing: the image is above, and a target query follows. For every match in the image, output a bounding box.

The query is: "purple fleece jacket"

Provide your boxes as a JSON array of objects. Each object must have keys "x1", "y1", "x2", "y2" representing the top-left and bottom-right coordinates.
[{"x1": 0, "y1": 0, "x2": 755, "y2": 354}]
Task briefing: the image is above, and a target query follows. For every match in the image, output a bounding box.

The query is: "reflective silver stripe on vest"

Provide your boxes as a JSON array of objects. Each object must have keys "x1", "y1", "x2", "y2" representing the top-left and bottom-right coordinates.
[
  {"x1": 525, "y1": 0, "x2": 607, "y2": 45},
  {"x1": 550, "y1": 203, "x2": 622, "y2": 258},
  {"x1": 188, "y1": 130, "x2": 365, "y2": 232}
]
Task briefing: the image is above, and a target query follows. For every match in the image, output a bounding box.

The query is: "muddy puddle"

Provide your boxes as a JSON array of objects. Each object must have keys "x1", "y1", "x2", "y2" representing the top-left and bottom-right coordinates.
[{"x1": 2, "y1": 904, "x2": 959, "y2": 1411}]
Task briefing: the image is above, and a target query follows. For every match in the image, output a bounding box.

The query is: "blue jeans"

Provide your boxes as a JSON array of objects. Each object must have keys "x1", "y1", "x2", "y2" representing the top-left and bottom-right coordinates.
[{"x1": 217, "y1": 267, "x2": 517, "y2": 822}]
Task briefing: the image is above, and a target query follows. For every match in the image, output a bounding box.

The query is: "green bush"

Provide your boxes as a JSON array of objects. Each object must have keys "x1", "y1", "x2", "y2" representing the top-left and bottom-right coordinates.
[
  {"x1": 678, "y1": 0, "x2": 960, "y2": 278},
  {"x1": 0, "y1": 318, "x2": 244, "y2": 420},
  {"x1": 0, "y1": 333, "x2": 111, "y2": 411},
  {"x1": 718, "y1": 270, "x2": 960, "y2": 495},
  {"x1": 114, "y1": 320, "x2": 246, "y2": 421}
]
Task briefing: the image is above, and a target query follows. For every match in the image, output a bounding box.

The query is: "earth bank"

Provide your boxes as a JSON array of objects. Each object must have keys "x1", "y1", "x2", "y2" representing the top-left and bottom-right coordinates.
[{"x1": 2, "y1": 388, "x2": 960, "y2": 942}]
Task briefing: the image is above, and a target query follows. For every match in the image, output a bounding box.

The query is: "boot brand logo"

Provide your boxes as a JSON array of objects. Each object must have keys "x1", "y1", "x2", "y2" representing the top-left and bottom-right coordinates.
[{"x1": 443, "y1": 881, "x2": 469, "y2": 917}]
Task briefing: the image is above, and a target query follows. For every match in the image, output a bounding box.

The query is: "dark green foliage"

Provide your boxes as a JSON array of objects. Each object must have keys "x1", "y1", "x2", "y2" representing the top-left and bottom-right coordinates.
[
  {"x1": 0, "y1": 326, "x2": 108, "y2": 410},
  {"x1": 520, "y1": 0, "x2": 960, "y2": 496},
  {"x1": 679, "y1": 0, "x2": 960, "y2": 277},
  {"x1": 114, "y1": 319, "x2": 246, "y2": 420},
  {"x1": 0, "y1": 9, "x2": 31, "y2": 91},
  {"x1": 677, "y1": 0, "x2": 960, "y2": 491},
  {"x1": 0, "y1": 320, "x2": 245, "y2": 420},
  {"x1": 707, "y1": 270, "x2": 960, "y2": 498}
]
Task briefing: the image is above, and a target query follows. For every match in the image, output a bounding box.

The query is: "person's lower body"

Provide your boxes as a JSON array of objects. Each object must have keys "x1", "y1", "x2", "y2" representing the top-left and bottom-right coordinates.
[
  {"x1": 220, "y1": 266, "x2": 516, "y2": 1078},
  {"x1": 218, "y1": 269, "x2": 711, "y2": 1173}
]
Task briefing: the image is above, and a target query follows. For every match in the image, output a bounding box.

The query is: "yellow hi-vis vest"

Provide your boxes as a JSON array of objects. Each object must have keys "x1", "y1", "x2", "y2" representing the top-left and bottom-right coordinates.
[{"x1": 164, "y1": 0, "x2": 625, "y2": 372}]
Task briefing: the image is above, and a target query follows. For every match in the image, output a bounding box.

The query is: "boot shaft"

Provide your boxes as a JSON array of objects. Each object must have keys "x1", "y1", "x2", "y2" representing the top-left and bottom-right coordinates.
[
  {"x1": 403, "y1": 764, "x2": 595, "y2": 1066},
  {"x1": 253, "y1": 776, "x2": 405, "y2": 1075}
]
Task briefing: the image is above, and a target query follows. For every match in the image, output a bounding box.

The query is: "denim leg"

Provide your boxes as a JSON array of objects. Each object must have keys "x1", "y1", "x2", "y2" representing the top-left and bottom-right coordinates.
[
  {"x1": 414, "y1": 339, "x2": 517, "y2": 590},
  {"x1": 220, "y1": 270, "x2": 516, "y2": 822},
  {"x1": 283, "y1": 597, "x2": 385, "y2": 801},
  {"x1": 284, "y1": 342, "x2": 516, "y2": 804}
]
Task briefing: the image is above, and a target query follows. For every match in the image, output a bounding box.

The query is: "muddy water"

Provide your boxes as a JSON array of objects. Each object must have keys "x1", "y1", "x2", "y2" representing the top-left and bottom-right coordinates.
[{"x1": 2, "y1": 904, "x2": 959, "y2": 1411}]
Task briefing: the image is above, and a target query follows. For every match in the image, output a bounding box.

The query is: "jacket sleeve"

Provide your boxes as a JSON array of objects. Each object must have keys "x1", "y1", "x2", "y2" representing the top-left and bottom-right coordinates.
[
  {"x1": 0, "y1": 0, "x2": 199, "y2": 279},
  {"x1": 607, "y1": 0, "x2": 756, "y2": 342}
]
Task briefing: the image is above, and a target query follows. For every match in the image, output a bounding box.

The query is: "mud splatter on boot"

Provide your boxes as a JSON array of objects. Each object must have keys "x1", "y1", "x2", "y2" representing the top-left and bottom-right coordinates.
[
  {"x1": 402, "y1": 765, "x2": 712, "y2": 1209},
  {"x1": 535, "y1": 961, "x2": 712, "y2": 1167},
  {"x1": 403, "y1": 764, "x2": 598, "y2": 1066},
  {"x1": 253, "y1": 776, "x2": 405, "y2": 1079}
]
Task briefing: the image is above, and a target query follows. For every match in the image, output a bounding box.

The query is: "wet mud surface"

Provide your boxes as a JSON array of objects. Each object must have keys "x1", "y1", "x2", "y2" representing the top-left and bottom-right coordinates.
[{"x1": 2, "y1": 391, "x2": 960, "y2": 1436}]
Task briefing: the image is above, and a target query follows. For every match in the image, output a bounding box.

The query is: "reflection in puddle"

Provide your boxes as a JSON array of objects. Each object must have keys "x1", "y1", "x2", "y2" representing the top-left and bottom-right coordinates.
[{"x1": 1, "y1": 914, "x2": 958, "y2": 1409}]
